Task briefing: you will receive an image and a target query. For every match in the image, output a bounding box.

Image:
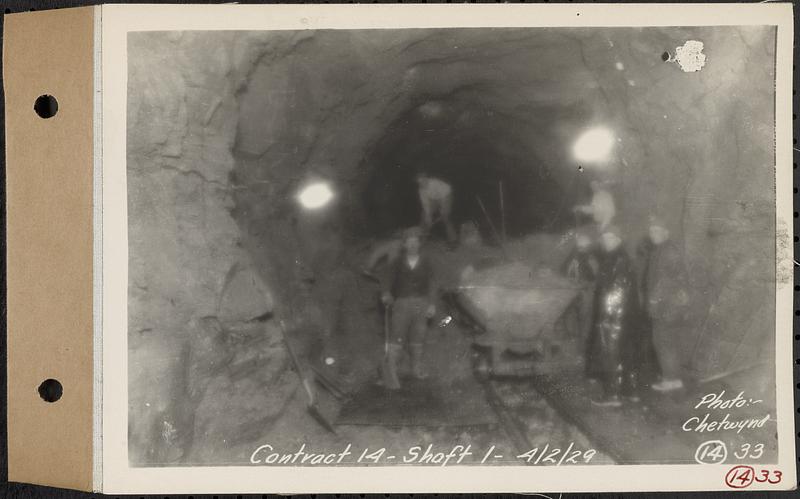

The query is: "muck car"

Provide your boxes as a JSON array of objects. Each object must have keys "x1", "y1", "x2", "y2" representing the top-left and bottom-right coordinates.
[{"x1": 452, "y1": 261, "x2": 589, "y2": 379}]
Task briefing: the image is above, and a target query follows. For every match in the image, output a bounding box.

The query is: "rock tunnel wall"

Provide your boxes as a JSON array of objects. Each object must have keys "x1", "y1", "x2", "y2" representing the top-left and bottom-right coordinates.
[
  {"x1": 127, "y1": 32, "x2": 293, "y2": 463},
  {"x1": 126, "y1": 27, "x2": 777, "y2": 462}
]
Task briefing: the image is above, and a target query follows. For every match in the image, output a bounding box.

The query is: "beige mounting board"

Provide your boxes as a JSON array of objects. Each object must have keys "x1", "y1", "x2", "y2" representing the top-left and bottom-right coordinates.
[{"x1": 4, "y1": 6, "x2": 95, "y2": 492}]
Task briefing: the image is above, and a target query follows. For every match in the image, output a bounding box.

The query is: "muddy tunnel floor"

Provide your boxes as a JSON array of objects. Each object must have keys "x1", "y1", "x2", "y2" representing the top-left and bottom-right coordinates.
[
  {"x1": 174, "y1": 234, "x2": 609, "y2": 466},
  {"x1": 170, "y1": 234, "x2": 776, "y2": 468}
]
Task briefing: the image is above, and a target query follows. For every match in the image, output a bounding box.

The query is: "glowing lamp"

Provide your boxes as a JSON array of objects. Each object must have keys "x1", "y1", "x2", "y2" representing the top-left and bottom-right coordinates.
[
  {"x1": 297, "y1": 181, "x2": 334, "y2": 210},
  {"x1": 573, "y1": 127, "x2": 615, "y2": 164}
]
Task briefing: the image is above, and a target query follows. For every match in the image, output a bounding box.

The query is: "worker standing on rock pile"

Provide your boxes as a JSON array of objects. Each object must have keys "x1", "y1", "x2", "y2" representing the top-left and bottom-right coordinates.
[
  {"x1": 573, "y1": 179, "x2": 616, "y2": 231},
  {"x1": 381, "y1": 227, "x2": 438, "y2": 388},
  {"x1": 416, "y1": 172, "x2": 457, "y2": 247}
]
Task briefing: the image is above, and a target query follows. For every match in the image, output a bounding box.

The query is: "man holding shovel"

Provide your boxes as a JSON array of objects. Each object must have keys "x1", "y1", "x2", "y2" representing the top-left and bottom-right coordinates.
[{"x1": 380, "y1": 227, "x2": 438, "y2": 389}]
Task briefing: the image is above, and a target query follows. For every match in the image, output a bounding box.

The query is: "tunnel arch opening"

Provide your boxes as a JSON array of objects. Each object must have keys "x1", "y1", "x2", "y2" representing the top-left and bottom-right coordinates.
[{"x1": 357, "y1": 98, "x2": 590, "y2": 242}]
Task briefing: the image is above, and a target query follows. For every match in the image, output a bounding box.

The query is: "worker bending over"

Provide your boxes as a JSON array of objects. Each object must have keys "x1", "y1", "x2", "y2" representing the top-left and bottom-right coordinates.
[
  {"x1": 416, "y1": 172, "x2": 457, "y2": 245},
  {"x1": 381, "y1": 227, "x2": 438, "y2": 388}
]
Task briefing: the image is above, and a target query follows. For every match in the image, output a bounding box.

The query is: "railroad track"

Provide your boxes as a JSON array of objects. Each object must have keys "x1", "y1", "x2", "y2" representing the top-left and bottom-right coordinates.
[
  {"x1": 478, "y1": 378, "x2": 536, "y2": 462},
  {"x1": 443, "y1": 291, "x2": 538, "y2": 460}
]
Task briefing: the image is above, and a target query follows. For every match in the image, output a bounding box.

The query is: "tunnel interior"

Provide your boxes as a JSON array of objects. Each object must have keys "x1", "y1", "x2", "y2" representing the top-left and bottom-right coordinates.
[
  {"x1": 228, "y1": 27, "x2": 661, "y2": 279},
  {"x1": 223, "y1": 26, "x2": 778, "y2": 298},
  {"x1": 125, "y1": 26, "x2": 780, "y2": 464},
  {"x1": 359, "y1": 98, "x2": 586, "y2": 239},
  {"x1": 225, "y1": 24, "x2": 777, "y2": 387}
]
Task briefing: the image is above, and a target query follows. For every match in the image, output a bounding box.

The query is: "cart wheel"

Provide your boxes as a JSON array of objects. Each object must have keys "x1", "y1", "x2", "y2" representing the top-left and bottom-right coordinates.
[{"x1": 472, "y1": 350, "x2": 492, "y2": 381}]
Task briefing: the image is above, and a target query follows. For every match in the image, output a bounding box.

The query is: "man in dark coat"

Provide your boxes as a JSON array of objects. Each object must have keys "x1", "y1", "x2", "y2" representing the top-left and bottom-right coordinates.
[
  {"x1": 560, "y1": 227, "x2": 598, "y2": 340},
  {"x1": 381, "y1": 226, "x2": 437, "y2": 388},
  {"x1": 641, "y1": 216, "x2": 690, "y2": 392},
  {"x1": 585, "y1": 225, "x2": 641, "y2": 407}
]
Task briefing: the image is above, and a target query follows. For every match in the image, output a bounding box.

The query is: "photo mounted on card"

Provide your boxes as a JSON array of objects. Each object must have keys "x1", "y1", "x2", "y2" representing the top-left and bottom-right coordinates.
[{"x1": 6, "y1": 2, "x2": 793, "y2": 495}]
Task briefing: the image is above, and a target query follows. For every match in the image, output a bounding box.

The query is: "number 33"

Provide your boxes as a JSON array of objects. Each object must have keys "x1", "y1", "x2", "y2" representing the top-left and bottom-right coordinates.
[
  {"x1": 734, "y1": 443, "x2": 764, "y2": 460},
  {"x1": 756, "y1": 469, "x2": 782, "y2": 484}
]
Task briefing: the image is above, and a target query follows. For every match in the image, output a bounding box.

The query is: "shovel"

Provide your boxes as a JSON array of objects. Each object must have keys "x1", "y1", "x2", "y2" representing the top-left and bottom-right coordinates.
[
  {"x1": 310, "y1": 364, "x2": 350, "y2": 401},
  {"x1": 278, "y1": 321, "x2": 337, "y2": 435},
  {"x1": 379, "y1": 305, "x2": 401, "y2": 390}
]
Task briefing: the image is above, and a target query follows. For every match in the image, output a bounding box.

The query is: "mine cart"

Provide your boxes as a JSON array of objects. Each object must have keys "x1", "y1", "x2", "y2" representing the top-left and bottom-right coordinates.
[{"x1": 453, "y1": 261, "x2": 588, "y2": 379}]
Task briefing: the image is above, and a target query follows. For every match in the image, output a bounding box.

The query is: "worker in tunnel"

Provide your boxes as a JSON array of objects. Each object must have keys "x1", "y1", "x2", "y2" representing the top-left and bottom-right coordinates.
[
  {"x1": 362, "y1": 228, "x2": 403, "y2": 279},
  {"x1": 573, "y1": 179, "x2": 617, "y2": 231},
  {"x1": 639, "y1": 215, "x2": 691, "y2": 393},
  {"x1": 560, "y1": 226, "x2": 599, "y2": 341},
  {"x1": 586, "y1": 225, "x2": 641, "y2": 407},
  {"x1": 380, "y1": 226, "x2": 438, "y2": 388},
  {"x1": 416, "y1": 172, "x2": 458, "y2": 247}
]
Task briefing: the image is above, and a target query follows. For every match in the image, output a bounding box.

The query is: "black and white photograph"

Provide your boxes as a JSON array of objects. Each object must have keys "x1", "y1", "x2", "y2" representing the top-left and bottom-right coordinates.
[{"x1": 123, "y1": 14, "x2": 786, "y2": 474}]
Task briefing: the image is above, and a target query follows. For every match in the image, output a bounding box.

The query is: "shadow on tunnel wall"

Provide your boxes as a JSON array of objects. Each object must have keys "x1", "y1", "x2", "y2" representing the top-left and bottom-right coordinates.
[{"x1": 125, "y1": 25, "x2": 778, "y2": 464}]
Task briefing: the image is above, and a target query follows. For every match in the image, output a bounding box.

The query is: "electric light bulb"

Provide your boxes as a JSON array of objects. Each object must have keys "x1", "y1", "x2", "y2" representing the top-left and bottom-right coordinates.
[
  {"x1": 297, "y1": 181, "x2": 334, "y2": 210},
  {"x1": 573, "y1": 127, "x2": 615, "y2": 164}
]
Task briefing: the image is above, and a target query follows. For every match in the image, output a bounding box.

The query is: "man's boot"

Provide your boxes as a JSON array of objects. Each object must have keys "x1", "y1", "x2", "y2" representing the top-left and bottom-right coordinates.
[
  {"x1": 410, "y1": 343, "x2": 428, "y2": 380},
  {"x1": 593, "y1": 368, "x2": 623, "y2": 407},
  {"x1": 622, "y1": 370, "x2": 641, "y2": 402}
]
